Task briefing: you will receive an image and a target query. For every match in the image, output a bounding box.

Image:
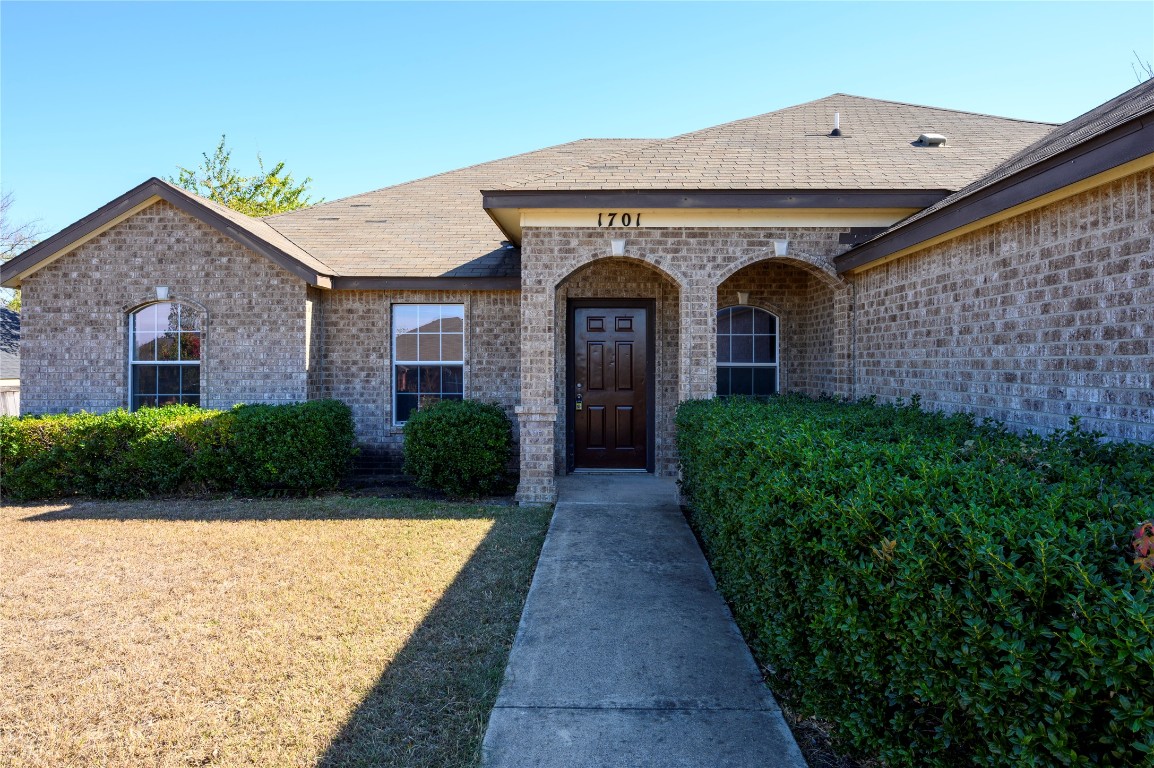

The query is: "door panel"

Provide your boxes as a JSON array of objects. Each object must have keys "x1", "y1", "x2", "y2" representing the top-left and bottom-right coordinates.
[{"x1": 573, "y1": 306, "x2": 648, "y2": 469}]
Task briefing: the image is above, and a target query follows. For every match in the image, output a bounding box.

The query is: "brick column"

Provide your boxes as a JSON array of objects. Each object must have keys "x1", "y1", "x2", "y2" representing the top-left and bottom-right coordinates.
[
  {"x1": 678, "y1": 278, "x2": 717, "y2": 402},
  {"x1": 515, "y1": 270, "x2": 558, "y2": 505}
]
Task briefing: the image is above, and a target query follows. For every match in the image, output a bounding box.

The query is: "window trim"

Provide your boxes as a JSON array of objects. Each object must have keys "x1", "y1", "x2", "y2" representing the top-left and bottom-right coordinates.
[
  {"x1": 716, "y1": 304, "x2": 780, "y2": 397},
  {"x1": 127, "y1": 299, "x2": 205, "y2": 411},
  {"x1": 391, "y1": 302, "x2": 466, "y2": 426}
]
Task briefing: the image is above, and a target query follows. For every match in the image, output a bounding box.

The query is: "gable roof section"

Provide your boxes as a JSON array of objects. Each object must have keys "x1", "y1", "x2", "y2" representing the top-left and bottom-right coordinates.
[
  {"x1": 836, "y1": 79, "x2": 1154, "y2": 273},
  {"x1": 262, "y1": 139, "x2": 651, "y2": 283},
  {"x1": 0, "y1": 178, "x2": 335, "y2": 289},
  {"x1": 487, "y1": 94, "x2": 1055, "y2": 197}
]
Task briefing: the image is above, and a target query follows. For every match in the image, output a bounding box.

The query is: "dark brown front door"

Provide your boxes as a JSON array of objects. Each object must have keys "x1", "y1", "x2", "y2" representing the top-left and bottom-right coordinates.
[{"x1": 571, "y1": 305, "x2": 650, "y2": 470}]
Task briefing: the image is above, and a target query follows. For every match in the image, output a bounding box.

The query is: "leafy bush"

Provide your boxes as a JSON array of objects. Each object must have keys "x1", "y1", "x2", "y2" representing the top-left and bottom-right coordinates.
[
  {"x1": 403, "y1": 399, "x2": 512, "y2": 497},
  {"x1": 0, "y1": 400, "x2": 356, "y2": 500},
  {"x1": 676, "y1": 395, "x2": 1154, "y2": 767}
]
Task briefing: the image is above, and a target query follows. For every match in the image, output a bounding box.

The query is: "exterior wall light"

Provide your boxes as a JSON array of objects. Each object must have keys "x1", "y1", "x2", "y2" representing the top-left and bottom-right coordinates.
[
  {"x1": 773, "y1": 239, "x2": 789, "y2": 257},
  {"x1": 156, "y1": 286, "x2": 170, "y2": 300},
  {"x1": 610, "y1": 238, "x2": 626, "y2": 257}
]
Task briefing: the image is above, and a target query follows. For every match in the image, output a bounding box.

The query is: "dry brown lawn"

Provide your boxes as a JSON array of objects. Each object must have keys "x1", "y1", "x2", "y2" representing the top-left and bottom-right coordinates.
[{"x1": 0, "y1": 495, "x2": 551, "y2": 768}]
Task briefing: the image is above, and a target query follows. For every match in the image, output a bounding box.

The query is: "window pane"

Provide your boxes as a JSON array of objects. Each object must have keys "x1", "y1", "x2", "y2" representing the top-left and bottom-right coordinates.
[
  {"x1": 134, "y1": 395, "x2": 159, "y2": 410},
  {"x1": 441, "y1": 313, "x2": 463, "y2": 333},
  {"x1": 731, "y1": 307, "x2": 753, "y2": 334},
  {"x1": 133, "y1": 365, "x2": 158, "y2": 395},
  {"x1": 395, "y1": 394, "x2": 419, "y2": 423},
  {"x1": 754, "y1": 334, "x2": 776, "y2": 364},
  {"x1": 731, "y1": 335, "x2": 753, "y2": 363},
  {"x1": 730, "y1": 367, "x2": 753, "y2": 395},
  {"x1": 180, "y1": 307, "x2": 203, "y2": 332},
  {"x1": 442, "y1": 365, "x2": 463, "y2": 394},
  {"x1": 179, "y1": 333, "x2": 202, "y2": 362},
  {"x1": 755, "y1": 311, "x2": 776, "y2": 335},
  {"x1": 441, "y1": 333, "x2": 463, "y2": 362},
  {"x1": 160, "y1": 305, "x2": 181, "y2": 333},
  {"x1": 182, "y1": 366, "x2": 200, "y2": 395},
  {"x1": 182, "y1": 394, "x2": 201, "y2": 407},
  {"x1": 395, "y1": 332, "x2": 418, "y2": 361},
  {"x1": 156, "y1": 334, "x2": 180, "y2": 361},
  {"x1": 394, "y1": 305, "x2": 421, "y2": 335},
  {"x1": 417, "y1": 305, "x2": 441, "y2": 332},
  {"x1": 418, "y1": 333, "x2": 441, "y2": 361},
  {"x1": 134, "y1": 331, "x2": 159, "y2": 361},
  {"x1": 754, "y1": 367, "x2": 777, "y2": 396},
  {"x1": 717, "y1": 309, "x2": 731, "y2": 335},
  {"x1": 716, "y1": 368, "x2": 731, "y2": 397},
  {"x1": 442, "y1": 393, "x2": 463, "y2": 403},
  {"x1": 396, "y1": 365, "x2": 418, "y2": 393},
  {"x1": 418, "y1": 365, "x2": 442, "y2": 393},
  {"x1": 135, "y1": 305, "x2": 160, "y2": 333},
  {"x1": 158, "y1": 365, "x2": 182, "y2": 394},
  {"x1": 717, "y1": 336, "x2": 731, "y2": 364}
]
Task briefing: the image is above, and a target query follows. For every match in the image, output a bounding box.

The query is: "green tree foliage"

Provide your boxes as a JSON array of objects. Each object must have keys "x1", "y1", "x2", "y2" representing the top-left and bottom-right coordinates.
[{"x1": 169, "y1": 135, "x2": 321, "y2": 217}]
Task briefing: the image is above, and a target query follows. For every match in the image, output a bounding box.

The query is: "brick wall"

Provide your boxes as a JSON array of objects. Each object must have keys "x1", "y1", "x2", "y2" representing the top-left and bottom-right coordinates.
[
  {"x1": 517, "y1": 225, "x2": 854, "y2": 501},
  {"x1": 19, "y1": 201, "x2": 309, "y2": 414},
  {"x1": 851, "y1": 168, "x2": 1153, "y2": 442},
  {"x1": 314, "y1": 289, "x2": 521, "y2": 471}
]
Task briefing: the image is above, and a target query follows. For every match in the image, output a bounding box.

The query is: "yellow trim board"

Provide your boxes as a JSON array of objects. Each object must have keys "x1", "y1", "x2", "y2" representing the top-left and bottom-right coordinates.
[
  {"x1": 521, "y1": 208, "x2": 920, "y2": 230},
  {"x1": 844, "y1": 153, "x2": 1154, "y2": 275}
]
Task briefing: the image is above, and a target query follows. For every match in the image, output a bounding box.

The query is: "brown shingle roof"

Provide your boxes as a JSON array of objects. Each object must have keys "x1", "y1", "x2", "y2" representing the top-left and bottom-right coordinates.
[
  {"x1": 500, "y1": 94, "x2": 1055, "y2": 192},
  {"x1": 264, "y1": 139, "x2": 653, "y2": 278},
  {"x1": 835, "y1": 79, "x2": 1154, "y2": 271}
]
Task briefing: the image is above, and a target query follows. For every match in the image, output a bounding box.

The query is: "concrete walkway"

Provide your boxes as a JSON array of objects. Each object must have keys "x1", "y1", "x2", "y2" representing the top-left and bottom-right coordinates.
[{"x1": 481, "y1": 474, "x2": 806, "y2": 768}]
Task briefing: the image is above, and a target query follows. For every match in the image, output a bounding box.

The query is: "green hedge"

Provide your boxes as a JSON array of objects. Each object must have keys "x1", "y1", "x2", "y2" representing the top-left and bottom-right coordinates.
[
  {"x1": 1, "y1": 401, "x2": 356, "y2": 500},
  {"x1": 403, "y1": 399, "x2": 512, "y2": 497},
  {"x1": 676, "y1": 395, "x2": 1154, "y2": 767}
]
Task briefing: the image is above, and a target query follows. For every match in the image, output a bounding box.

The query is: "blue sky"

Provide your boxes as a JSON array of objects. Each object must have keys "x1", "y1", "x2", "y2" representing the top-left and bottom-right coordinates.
[{"x1": 2, "y1": 1, "x2": 1152, "y2": 236}]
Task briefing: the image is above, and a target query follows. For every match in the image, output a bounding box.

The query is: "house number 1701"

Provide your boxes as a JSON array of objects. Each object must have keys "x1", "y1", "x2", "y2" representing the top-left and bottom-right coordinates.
[{"x1": 597, "y1": 212, "x2": 642, "y2": 227}]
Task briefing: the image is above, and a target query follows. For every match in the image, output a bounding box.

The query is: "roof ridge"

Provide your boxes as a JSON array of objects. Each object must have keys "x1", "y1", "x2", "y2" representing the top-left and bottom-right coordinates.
[{"x1": 264, "y1": 138, "x2": 650, "y2": 219}]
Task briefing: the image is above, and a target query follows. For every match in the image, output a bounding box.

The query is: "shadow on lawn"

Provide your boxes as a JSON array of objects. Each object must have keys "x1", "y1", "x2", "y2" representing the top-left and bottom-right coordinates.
[{"x1": 18, "y1": 495, "x2": 553, "y2": 768}]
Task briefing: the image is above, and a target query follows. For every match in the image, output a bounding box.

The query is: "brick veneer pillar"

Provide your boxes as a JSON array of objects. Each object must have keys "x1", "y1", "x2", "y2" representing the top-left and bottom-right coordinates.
[
  {"x1": 515, "y1": 272, "x2": 558, "y2": 505},
  {"x1": 679, "y1": 278, "x2": 717, "y2": 401}
]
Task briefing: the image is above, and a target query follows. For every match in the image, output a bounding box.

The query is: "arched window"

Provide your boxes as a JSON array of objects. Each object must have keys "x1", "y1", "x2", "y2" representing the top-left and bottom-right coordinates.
[
  {"x1": 129, "y1": 302, "x2": 203, "y2": 410},
  {"x1": 717, "y1": 305, "x2": 778, "y2": 397}
]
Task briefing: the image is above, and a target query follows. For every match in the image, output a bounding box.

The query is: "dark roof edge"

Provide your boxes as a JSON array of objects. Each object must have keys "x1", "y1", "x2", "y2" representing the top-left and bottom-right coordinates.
[
  {"x1": 482, "y1": 189, "x2": 949, "y2": 210},
  {"x1": 331, "y1": 276, "x2": 520, "y2": 291},
  {"x1": 835, "y1": 114, "x2": 1154, "y2": 273},
  {"x1": 0, "y1": 178, "x2": 331, "y2": 288}
]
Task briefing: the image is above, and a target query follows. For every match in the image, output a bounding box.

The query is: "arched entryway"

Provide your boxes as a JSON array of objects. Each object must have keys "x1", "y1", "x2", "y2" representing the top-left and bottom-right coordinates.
[
  {"x1": 717, "y1": 256, "x2": 851, "y2": 398},
  {"x1": 555, "y1": 257, "x2": 681, "y2": 476}
]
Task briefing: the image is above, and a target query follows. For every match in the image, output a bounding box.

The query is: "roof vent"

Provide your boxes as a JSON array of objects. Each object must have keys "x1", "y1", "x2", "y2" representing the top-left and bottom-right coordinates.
[
  {"x1": 830, "y1": 112, "x2": 842, "y2": 137},
  {"x1": 917, "y1": 133, "x2": 947, "y2": 147}
]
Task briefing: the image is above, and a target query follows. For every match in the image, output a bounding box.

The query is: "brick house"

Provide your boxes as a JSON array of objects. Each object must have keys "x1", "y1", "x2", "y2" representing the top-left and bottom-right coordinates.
[{"x1": 3, "y1": 81, "x2": 1151, "y2": 503}]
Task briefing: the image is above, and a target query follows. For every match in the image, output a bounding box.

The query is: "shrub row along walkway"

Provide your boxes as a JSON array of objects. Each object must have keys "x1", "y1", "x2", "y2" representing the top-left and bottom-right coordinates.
[{"x1": 482, "y1": 474, "x2": 804, "y2": 767}]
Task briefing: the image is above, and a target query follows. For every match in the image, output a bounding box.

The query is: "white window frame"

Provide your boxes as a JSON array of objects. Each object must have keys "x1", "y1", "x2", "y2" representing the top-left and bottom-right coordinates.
[
  {"x1": 392, "y1": 303, "x2": 465, "y2": 425},
  {"x1": 128, "y1": 300, "x2": 204, "y2": 411},
  {"x1": 716, "y1": 304, "x2": 779, "y2": 397}
]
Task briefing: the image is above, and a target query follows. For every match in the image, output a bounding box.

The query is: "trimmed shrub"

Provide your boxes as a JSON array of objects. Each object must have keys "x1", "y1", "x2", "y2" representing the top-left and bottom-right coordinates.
[
  {"x1": 676, "y1": 395, "x2": 1154, "y2": 767},
  {"x1": 403, "y1": 399, "x2": 512, "y2": 497},
  {"x1": 0, "y1": 400, "x2": 356, "y2": 500}
]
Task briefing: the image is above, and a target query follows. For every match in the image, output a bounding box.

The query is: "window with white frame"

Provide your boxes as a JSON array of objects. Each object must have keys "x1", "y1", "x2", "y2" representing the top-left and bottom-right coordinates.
[
  {"x1": 716, "y1": 305, "x2": 779, "y2": 397},
  {"x1": 393, "y1": 304, "x2": 464, "y2": 424},
  {"x1": 130, "y1": 302, "x2": 203, "y2": 410}
]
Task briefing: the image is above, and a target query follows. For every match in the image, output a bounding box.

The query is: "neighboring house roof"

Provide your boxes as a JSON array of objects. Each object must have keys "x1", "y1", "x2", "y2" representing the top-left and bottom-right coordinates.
[
  {"x1": 262, "y1": 139, "x2": 651, "y2": 281},
  {"x1": 837, "y1": 79, "x2": 1154, "y2": 272},
  {"x1": 491, "y1": 94, "x2": 1055, "y2": 193},
  {"x1": 0, "y1": 308, "x2": 18, "y2": 381}
]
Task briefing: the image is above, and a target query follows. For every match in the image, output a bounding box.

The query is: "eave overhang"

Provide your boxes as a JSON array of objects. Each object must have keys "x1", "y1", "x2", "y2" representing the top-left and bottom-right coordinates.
[
  {"x1": 835, "y1": 113, "x2": 1154, "y2": 274},
  {"x1": 482, "y1": 189, "x2": 951, "y2": 244}
]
